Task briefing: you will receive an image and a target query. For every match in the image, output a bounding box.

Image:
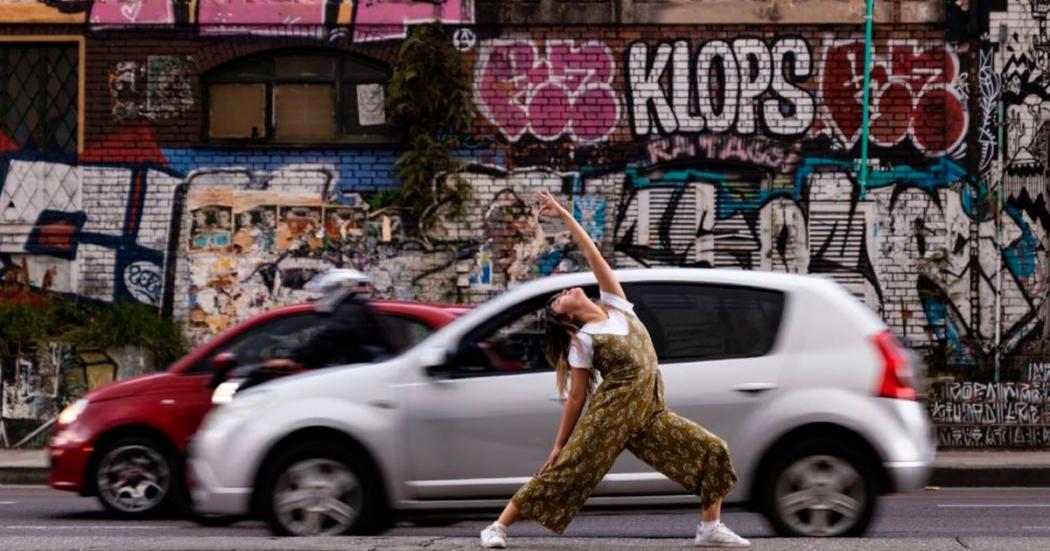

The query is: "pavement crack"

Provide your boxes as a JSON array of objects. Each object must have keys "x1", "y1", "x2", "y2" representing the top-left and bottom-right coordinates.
[
  {"x1": 956, "y1": 536, "x2": 971, "y2": 549},
  {"x1": 421, "y1": 536, "x2": 447, "y2": 547}
]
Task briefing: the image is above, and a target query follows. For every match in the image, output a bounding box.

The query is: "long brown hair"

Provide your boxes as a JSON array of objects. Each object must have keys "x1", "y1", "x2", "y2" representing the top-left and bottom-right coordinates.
[{"x1": 544, "y1": 294, "x2": 586, "y2": 397}]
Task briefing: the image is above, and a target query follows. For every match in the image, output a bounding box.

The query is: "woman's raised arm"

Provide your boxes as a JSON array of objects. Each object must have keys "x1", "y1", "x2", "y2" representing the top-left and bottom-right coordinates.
[{"x1": 535, "y1": 191, "x2": 625, "y2": 300}]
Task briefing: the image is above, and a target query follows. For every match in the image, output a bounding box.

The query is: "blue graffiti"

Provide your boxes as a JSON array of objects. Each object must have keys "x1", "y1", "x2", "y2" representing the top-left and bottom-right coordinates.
[
  {"x1": 920, "y1": 292, "x2": 977, "y2": 368},
  {"x1": 573, "y1": 195, "x2": 607, "y2": 241},
  {"x1": 613, "y1": 157, "x2": 972, "y2": 223},
  {"x1": 1002, "y1": 205, "x2": 1041, "y2": 279},
  {"x1": 793, "y1": 157, "x2": 968, "y2": 199}
]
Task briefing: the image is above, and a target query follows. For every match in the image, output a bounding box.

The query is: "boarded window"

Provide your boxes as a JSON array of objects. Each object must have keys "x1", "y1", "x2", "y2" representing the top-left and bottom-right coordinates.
[
  {"x1": 208, "y1": 84, "x2": 266, "y2": 139},
  {"x1": 274, "y1": 84, "x2": 335, "y2": 140},
  {"x1": 203, "y1": 50, "x2": 398, "y2": 145}
]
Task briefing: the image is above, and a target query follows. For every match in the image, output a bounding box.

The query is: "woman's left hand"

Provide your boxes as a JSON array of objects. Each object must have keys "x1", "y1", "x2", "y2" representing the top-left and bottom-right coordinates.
[{"x1": 538, "y1": 445, "x2": 562, "y2": 475}]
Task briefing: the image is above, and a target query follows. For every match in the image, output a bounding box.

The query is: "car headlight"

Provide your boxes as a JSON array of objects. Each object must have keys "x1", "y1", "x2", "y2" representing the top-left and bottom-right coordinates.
[
  {"x1": 200, "y1": 389, "x2": 274, "y2": 432},
  {"x1": 211, "y1": 379, "x2": 243, "y2": 405},
  {"x1": 57, "y1": 399, "x2": 88, "y2": 426}
]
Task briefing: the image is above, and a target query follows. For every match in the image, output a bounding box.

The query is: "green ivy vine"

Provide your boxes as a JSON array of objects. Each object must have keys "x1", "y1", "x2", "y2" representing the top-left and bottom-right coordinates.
[{"x1": 386, "y1": 21, "x2": 473, "y2": 230}]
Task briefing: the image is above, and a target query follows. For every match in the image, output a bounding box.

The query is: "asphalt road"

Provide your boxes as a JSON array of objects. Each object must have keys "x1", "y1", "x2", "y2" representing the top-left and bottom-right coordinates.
[{"x1": 0, "y1": 486, "x2": 1048, "y2": 549}]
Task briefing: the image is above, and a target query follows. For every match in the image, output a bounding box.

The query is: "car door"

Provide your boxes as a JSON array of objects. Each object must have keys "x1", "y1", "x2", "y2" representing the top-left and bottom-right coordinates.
[
  {"x1": 596, "y1": 282, "x2": 787, "y2": 496},
  {"x1": 401, "y1": 294, "x2": 568, "y2": 499}
]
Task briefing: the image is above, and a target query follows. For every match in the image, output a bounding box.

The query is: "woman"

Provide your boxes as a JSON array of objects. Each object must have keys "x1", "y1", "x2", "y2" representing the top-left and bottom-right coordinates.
[{"x1": 479, "y1": 191, "x2": 749, "y2": 548}]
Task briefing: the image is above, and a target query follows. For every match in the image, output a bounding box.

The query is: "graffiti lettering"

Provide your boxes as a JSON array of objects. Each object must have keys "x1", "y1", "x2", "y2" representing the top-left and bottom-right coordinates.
[
  {"x1": 820, "y1": 40, "x2": 968, "y2": 157},
  {"x1": 475, "y1": 39, "x2": 620, "y2": 143},
  {"x1": 626, "y1": 38, "x2": 815, "y2": 137},
  {"x1": 646, "y1": 134, "x2": 801, "y2": 173}
]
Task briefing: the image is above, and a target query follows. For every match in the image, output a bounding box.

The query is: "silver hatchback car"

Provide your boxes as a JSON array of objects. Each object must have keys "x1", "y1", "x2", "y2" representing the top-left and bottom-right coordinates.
[{"x1": 190, "y1": 268, "x2": 935, "y2": 538}]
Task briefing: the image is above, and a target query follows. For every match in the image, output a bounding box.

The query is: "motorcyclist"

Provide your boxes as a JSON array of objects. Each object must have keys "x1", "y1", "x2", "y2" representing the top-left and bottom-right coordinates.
[{"x1": 264, "y1": 269, "x2": 395, "y2": 370}]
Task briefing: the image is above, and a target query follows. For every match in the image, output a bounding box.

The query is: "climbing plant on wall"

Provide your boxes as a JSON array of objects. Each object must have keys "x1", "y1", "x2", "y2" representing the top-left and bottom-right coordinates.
[
  {"x1": 386, "y1": 21, "x2": 473, "y2": 230},
  {"x1": 0, "y1": 299, "x2": 187, "y2": 365}
]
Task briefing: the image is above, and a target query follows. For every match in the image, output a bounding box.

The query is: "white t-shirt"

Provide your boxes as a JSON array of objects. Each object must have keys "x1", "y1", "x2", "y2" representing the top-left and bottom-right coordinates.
[{"x1": 567, "y1": 291, "x2": 636, "y2": 370}]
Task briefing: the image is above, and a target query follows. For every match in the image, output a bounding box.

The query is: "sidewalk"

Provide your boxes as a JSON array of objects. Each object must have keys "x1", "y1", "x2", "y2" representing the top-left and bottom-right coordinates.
[
  {"x1": 2, "y1": 449, "x2": 1049, "y2": 487},
  {"x1": 0, "y1": 536, "x2": 1043, "y2": 550}
]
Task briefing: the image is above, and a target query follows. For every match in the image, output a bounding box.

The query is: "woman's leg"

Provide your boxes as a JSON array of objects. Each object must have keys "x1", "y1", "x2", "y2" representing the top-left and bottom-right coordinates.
[
  {"x1": 497, "y1": 500, "x2": 520, "y2": 526},
  {"x1": 702, "y1": 498, "x2": 722, "y2": 523},
  {"x1": 626, "y1": 410, "x2": 749, "y2": 546}
]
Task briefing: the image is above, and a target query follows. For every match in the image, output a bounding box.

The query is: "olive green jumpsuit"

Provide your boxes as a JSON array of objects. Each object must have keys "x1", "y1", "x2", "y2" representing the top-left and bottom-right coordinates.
[{"x1": 510, "y1": 302, "x2": 738, "y2": 534}]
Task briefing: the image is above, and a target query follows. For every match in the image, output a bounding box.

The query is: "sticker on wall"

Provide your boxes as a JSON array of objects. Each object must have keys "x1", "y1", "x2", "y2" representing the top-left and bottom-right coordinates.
[
  {"x1": 453, "y1": 28, "x2": 477, "y2": 52},
  {"x1": 356, "y1": 84, "x2": 386, "y2": 127},
  {"x1": 277, "y1": 205, "x2": 324, "y2": 252},
  {"x1": 188, "y1": 205, "x2": 234, "y2": 253},
  {"x1": 325, "y1": 207, "x2": 368, "y2": 241},
  {"x1": 233, "y1": 205, "x2": 278, "y2": 255}
]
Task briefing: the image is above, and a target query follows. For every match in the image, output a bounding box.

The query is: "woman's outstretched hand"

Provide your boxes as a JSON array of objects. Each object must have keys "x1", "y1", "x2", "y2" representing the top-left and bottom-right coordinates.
[{"x1": 535, "y1": 191, "x2": 570, "y2": 220}]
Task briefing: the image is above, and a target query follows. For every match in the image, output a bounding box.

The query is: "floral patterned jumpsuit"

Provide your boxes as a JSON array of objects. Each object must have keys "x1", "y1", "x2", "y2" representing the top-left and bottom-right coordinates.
[{"x1": 510, "y1": 301, "x2": 738, "y2": 534}]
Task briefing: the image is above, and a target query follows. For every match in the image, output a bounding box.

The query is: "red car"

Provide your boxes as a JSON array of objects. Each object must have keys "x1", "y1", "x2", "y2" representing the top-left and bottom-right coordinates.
[{"x1": 48, "y1": 300, "x2": 466, "y2": 518}]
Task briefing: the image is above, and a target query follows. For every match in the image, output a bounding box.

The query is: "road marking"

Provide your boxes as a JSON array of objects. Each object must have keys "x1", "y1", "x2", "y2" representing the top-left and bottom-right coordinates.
[
  {"x1": 3, "y1": 525, "x2": 167, "y2": 530},
  {"x1": 938, "y1": 504, "x2": 1050, "y2": 508},
  {"x1": 0, "y1": 501, "x2": 15, "y2": 505}
]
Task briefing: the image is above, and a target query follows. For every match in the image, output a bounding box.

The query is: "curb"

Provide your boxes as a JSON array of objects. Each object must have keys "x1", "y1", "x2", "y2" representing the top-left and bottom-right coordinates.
[
  {"x1": 927, "y1": 465, "x2": 1050, "y2": 487},
  {"x1": 4, "y1": 466, "x2": 1050, "y2": 488},
  {"x1": 0, "y1": 467, "x2": 48, "y2": 485}
]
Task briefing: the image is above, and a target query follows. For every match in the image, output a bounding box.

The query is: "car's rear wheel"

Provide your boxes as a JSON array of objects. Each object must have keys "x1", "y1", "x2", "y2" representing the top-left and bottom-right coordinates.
[
  {"x1": 759, "y1": 438, "x2": 878, "y2": 537},
  {"x1": 94, "y1": 437, "x2": 175, "y2": 518},
  {"x1": 260, "y1": 441, "x2": 386, "y2": 536}
]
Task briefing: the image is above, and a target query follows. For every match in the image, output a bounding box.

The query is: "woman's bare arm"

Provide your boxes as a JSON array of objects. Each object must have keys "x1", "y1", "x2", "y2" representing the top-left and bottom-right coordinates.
[
  {"x1": 536, "y1": 191, "x2": 625, "y2": 299},
  {"x1": 539, "y1": 367, "x2": 591, "y2": 474}
]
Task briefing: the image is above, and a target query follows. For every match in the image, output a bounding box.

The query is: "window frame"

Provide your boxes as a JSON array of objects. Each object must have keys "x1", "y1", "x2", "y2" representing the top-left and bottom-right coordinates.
[
  {"x1": 0, "y1": 37, "x2": 83, "y2": 155},
  {"x1": 624, "y1": 282, "x2": 786, "y2": 365},
  {"x1": 183, "y1": 312, "x2": 324, "y2": 375},
  {"x1": 201, "y1": 48, "x2": 400, "y2": 146},
  {"x1": 450, "y1": 286, "x2": 602, "y2": 379},
  {"x1": 381, "y1": 313, "x2": 439, "y2": 354}
]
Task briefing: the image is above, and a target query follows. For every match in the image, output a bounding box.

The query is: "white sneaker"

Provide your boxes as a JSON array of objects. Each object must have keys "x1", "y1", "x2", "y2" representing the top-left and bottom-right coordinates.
[
  {"x1": 694, "y1": 522, "x2": 751, "y2": 547},
  {"x1": 480, "y1": 522, "x2": 508, "y2": 548}
]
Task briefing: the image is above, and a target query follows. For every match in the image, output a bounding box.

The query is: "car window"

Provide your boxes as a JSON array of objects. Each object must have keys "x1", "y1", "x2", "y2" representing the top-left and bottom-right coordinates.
[
  {"x1": 381, "y1": 314, "x2": 435, "y2": 353},
  {"x1": 625, "y1": 283, "x2": 784, "y2": 363},
  {"x1": 456, "y1": 287, "x2": 600, "y2": 377},
  {"x1": 185, "y1": 314, "x2": 325, "y2": 374}
]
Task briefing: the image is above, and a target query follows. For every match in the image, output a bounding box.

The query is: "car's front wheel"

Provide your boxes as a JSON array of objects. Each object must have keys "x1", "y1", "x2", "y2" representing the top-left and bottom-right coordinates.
[
  {"x1": 759, "y1": 438, "x2": 878, "y2": 537},
  {"x1": 260, "y1": 441, "x2": 386, "y2": 536},
  {"x1": 94, "y1": 436, "x2": 175, "y2": 518}
]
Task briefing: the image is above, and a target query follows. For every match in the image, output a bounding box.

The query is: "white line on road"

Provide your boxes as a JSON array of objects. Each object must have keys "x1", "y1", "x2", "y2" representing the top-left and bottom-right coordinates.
[
  {"x1": 938, "y1": 504, "x2": 1050, "y2": 508},
  {"x1": 0, "y1": 501, "x2": 14, "y2": 505},
  {"x1": 3, "y1": 525, "x2": 168, "y2": 530}
]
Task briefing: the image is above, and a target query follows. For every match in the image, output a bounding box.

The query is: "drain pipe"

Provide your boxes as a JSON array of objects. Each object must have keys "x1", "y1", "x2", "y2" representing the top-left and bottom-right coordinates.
[{"x1": 858, "y1": 0, "x2": 875, "y2": 189}]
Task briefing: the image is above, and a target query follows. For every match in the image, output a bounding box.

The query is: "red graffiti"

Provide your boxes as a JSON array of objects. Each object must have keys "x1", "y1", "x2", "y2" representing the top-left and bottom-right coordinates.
[
  {"x1": 820, "y1": 40, "x2": 968, "y2": 157},
  {"x1": 475, "y1": 39, "x2": 619, "y2": 143}
]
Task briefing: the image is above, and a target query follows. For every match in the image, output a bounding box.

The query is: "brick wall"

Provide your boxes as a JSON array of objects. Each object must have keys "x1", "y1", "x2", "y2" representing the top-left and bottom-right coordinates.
[{"x1": 1, "y1": 3, "x2": 1050, "y2": 446}]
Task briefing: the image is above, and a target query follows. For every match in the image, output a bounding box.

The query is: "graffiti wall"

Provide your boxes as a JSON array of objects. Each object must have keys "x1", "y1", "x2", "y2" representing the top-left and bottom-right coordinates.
[
  {"x1": 2, "y1": 2, "x2": 1050, "y2": 446},
  {"x1": 41, "y1": 0, "x2": 475, "y2": 41}
]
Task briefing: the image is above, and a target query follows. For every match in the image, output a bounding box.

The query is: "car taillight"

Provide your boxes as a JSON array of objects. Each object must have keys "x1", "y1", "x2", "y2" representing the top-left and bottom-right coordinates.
[{"x1": 873, "y1": 331, "x2": 916, "y2": 400}]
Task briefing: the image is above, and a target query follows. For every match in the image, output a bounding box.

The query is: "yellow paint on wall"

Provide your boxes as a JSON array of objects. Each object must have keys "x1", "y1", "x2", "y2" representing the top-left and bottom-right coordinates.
[
  {"x1": 337, "y1": 1, "x2": 354, "y2": 25},
  {"x1": 86, "y1": 363, "x2": 116, "y2": 390},
  {"x1": 0, "y1": 4, "x2": 86, "y2": 24}
]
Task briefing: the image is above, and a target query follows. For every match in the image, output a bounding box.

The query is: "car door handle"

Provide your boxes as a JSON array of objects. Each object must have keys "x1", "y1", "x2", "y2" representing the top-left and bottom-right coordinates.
[{"x1": 732, "y1": 383, "x2": 777, "y2": 395}]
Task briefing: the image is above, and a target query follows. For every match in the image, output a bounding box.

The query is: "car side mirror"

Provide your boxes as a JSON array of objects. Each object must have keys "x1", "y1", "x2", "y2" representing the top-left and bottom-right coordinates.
[
  {"x1": 206, "y1": 352, "x2": 239, "y2": 389},
  {"x1": 421, "y1": 346, "x2": 454, "y2": 378}
]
